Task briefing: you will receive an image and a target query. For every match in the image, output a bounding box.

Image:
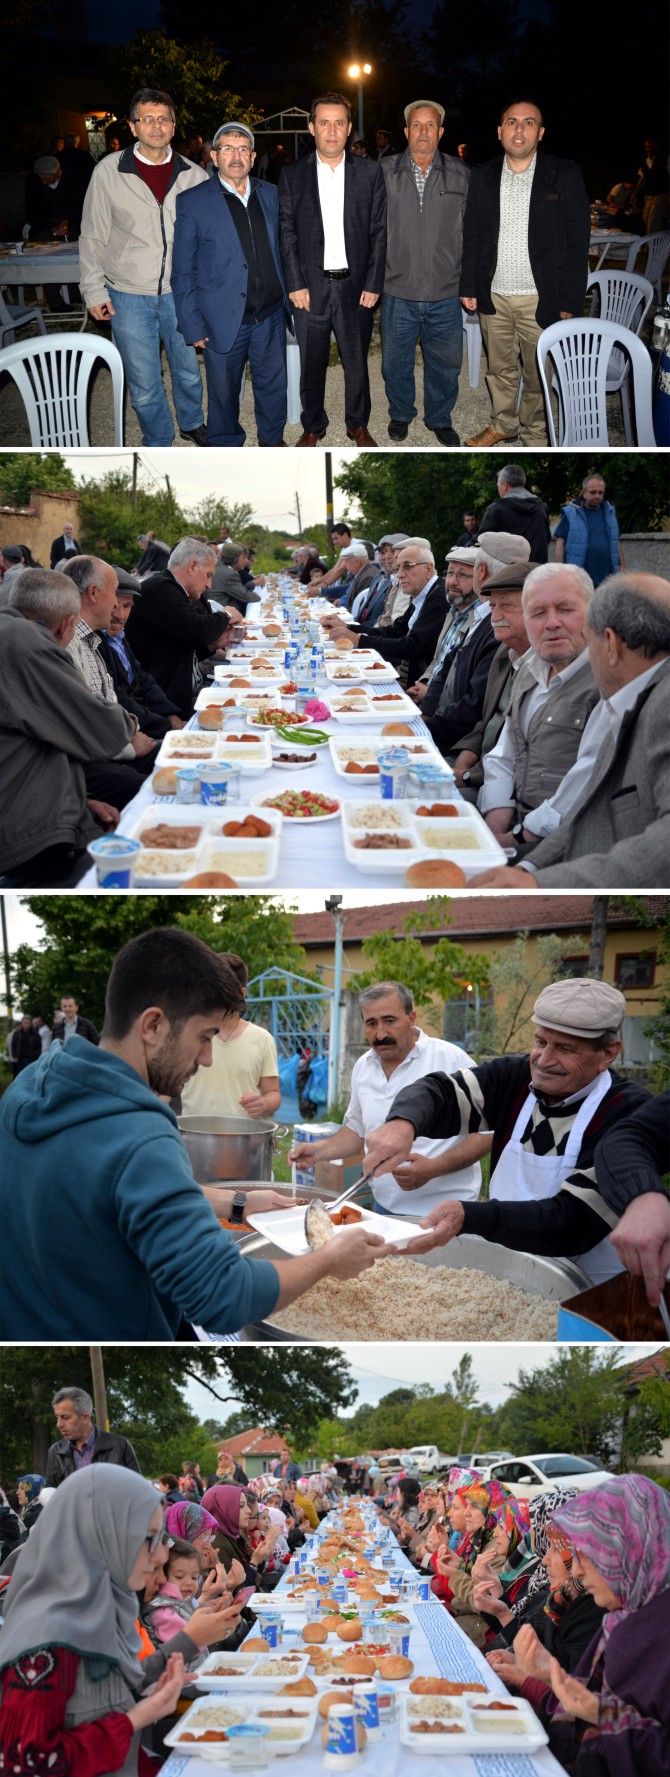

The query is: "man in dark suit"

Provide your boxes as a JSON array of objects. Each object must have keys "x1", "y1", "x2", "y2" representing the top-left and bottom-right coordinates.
[
  {"x1": 460, "y1": 99, "x2": 590, "y2": 447},
  {"x1": 172, "y1": 122, "x2": 293, "y2": 446},
  {"x1": 125, "y1": 536, "x2": 234, "y2": 717},
  {"x1": 321, "y1": 540, "x2": 447, "y2": 683},
  {"x1": 279, "y1": 92, "x2": 387, "y2": 446},
  {"x1": 98, "y1": 566, "x2": 185, "y2": 739},
  {"x1": 50, "y1": 523, "x2": 80, "y2": 568}
]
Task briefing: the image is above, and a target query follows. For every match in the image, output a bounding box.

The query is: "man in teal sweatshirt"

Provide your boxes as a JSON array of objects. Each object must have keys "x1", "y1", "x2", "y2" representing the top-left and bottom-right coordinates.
[{"x1": 0, "y1": 927, "x2": 384, "y2": 1339}]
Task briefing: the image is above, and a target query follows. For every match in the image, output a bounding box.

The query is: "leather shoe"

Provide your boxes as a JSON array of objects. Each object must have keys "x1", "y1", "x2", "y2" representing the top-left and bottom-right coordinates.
[
  {"x1": 258, "y1": 439, "x2": 286, "y2": 446},
  {"x1": 464, "y1": 425, "x2": 518, "y2": 447},
  {"x1": 346, "y1": 425, "x2": 378, "y2": 446},
  {"x1": 179, "y1": 424, "x2": 209, "y2": 446},
  {"x1": 296, "y1": 431, "x2": 325, "y2": 447},
  {"x1": 429, "y1": 426, "x2": 460, "y2": 446},
  {"x1": 387, "y1": 419, "x2": 409, "y2": 440}
]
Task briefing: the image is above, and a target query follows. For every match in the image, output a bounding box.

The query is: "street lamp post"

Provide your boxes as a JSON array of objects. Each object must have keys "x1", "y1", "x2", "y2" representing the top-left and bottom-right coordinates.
[{"x1": 348, "y1": 62, "x2": 372, "y2": 140}]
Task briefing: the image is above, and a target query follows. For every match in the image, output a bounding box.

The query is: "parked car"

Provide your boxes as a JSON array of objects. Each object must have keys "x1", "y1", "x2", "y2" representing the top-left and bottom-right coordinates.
[{"x1": 485, "y1": 1454, "x2": 612, "y2": 1499}]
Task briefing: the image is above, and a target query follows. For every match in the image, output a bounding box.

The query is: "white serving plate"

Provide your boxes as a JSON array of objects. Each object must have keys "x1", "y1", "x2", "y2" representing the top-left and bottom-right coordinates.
[
  {"x1": 215, "y1": 734, "x2": 272, "y2": 772},
  {"x1": 246, "y1": 1202, "x2": 423, "y2": 1255},
  {"x1": 399, "y1": 1692, "x2": 548, "y2": 1756},
  {"x1": 194, "y1": 834, "x2": 280, "y2": 888},
  {"x1": 270, "y1": 747, "x2": 320, "y2": 771},
  {"x1": 246, "y1": 712, "x2": 312, "y2": 734},
  {"x1": 251, "y1": 790, "x2": 341, "y2": 824}
]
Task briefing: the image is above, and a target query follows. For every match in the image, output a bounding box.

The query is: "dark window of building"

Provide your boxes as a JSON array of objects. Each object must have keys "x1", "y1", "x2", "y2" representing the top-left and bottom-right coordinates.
[
  {"x1": 557, "y1": 955, "x2": 590, "y2": 978},
  {"x1": 615, "y1": 953, "x2": 656, "y2": 989}
]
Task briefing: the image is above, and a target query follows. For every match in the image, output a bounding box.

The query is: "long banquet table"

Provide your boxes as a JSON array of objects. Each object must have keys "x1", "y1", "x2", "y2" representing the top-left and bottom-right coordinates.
[
  {"x1": 160, "y1": 1510, "x2": 565, "y2": 1777},
  {"x1": 0, "y1": 244, "x2": 86, "y2": 327}
]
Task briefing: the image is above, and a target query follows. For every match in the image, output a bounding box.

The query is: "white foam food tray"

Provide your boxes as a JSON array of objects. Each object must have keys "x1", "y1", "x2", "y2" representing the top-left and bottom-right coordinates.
[
  {"x1": 195, "y1": 834, "x2": 280, "y2": 888},
  {"x1": 192, "y1": 1652, "x2": 311, "y2": 1691},
  {"x1": 399, "y1": 1691, "x2": 548, "y2": 1755},
  {"x1": 165, "y1": 1692, "x2": 316, "y2": 1757},
  {"x1": 328, "y1": 734, "x2": 445, "y2": 782},
  {"x1": 215, "y1": 734, "x2": 272, "y2": 772},
  {"x1": 341, "y1": 800, "x2": 507, "y2": 875},
  {"x1": 246, "y1": 1201, "x2": 424, "y2": 1255}
]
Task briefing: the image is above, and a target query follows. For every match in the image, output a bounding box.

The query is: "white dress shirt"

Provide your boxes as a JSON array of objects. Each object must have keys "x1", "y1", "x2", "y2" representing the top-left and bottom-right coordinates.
[
  {"x1": 219, "y1": 174, "x2": 251, "y2": 207},
  {"x1": 478, "y1": 648, "x2": 590, "y2": 814},
  {"x1": 316, "y1": 154, "x2": 348, "y2": 269},
  {"x1": 343, "y1": 1029, "x2": 481, "y2": 1214},
  {"x1": 521, "y1": 657, "x2": 667, "y2": 862},
  {"x1": 406, "y1": 572, "x2": 438, "y2": 630}
]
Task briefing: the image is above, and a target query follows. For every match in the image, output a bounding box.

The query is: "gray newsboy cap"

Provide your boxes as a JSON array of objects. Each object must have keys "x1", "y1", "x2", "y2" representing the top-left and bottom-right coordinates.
[
  {"x1": 113, "y1": 565, "x2": 142, "y2": 597},
  {"x1": 532, "y1": 979, "x2": 626, "y2": 1038},
  {"x1": 213, "y1": 121, "x2": 255, "y2": 148},
  {"x1": 479, "y1": 561, "x2": 537, "y2": 594},
  {"x1": 404, "y1": 100, "x2": 445, "y2": 125}
]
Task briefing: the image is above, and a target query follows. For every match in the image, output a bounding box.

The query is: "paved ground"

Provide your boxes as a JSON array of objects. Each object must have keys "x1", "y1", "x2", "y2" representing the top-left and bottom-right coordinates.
[{"x1": 0, "y1": 308, "x2": 634, "y2": 450}]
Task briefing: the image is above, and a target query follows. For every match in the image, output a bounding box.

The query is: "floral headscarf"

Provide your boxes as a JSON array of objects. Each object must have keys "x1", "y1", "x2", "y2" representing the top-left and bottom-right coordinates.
[
  {"x1": 164, "y1": 1501, "x2": 218, "y2": 1544},
  {"x1": 504, "y1": 1488, "x2": 579, "y2": 1620},
  {"x1": 446, "y1": 1466, "x2": 484, "y2": 1503},
  {"x1": 459, "y1": 1479, "x2": 511, "y2": 1573},
  {"x1": 551, "y1": 1475, "x2": 670, "y2": 1740},
  {"x1": 16, "y1": 1475, "x2": 45, "y2": 1503},
  {"x1": 542, "y1": 1523, "x2": 583, "y2": 1625},
  {"x1": 499, "y1": 1495, "x2": 531, "y2": 1558},
  {"x1": 247, "y1": 1475, "x2": 274, "y2": 1499}
]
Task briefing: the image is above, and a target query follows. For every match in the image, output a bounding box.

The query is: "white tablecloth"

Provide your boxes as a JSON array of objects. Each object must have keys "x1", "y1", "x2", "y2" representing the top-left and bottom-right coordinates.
[
  {"x1": 160, "y1": 1517, "x2": 564, "y2": 1777},
  {"x1": 78, "y1": 682, "x2": 453, "y2": 891},
  {"x1": 0, "y1": 245, "x2": 81, "y2": 287}
]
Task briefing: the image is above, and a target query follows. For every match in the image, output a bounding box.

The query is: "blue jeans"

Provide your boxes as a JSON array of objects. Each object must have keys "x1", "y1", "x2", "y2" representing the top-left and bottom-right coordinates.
[
  {"x1": 108, "y1": 287, "x2": 204, "y2": 446},
  {"x1": 204, "y1": 304, "x2": 287, "y2": 446},
  {"x1": 381, "y1": 293, "x2": 462, "y2": 428}
]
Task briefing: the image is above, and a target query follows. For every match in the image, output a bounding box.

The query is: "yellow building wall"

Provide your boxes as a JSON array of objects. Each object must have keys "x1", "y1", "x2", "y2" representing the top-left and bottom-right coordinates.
[{"x1": 0, "y1": 489, "x2": 80, "y2": 567}]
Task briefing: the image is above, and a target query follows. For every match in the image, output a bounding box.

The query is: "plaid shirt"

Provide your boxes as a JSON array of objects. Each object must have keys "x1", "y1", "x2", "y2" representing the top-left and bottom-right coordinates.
[
  {"x1": 409, "y1": 155, "x2": 434, "y2": 209},
  {"x1": 68, "y1": 619, "x2": 117, "y2": 704}
]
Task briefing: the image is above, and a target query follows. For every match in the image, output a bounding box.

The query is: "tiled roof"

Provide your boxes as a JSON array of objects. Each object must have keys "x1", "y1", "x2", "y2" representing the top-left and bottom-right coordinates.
[
  {"x1": 220, "y1": 1425, "x2": 291, "y2": 1458},
  {"x1": 293, "y1": 897, "x2": 666, "y2": 946},
  {"x1": 619, "y1": 1348, "x2": 670, "y2": 1389}
]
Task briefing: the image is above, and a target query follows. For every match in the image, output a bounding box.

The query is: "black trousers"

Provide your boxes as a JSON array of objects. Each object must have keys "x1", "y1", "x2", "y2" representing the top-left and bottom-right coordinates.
[
  {"x1": 293, "y1": 278, "x2": 374, "y2": 432},
  {"x1": 84, "y1": 760, "x2": 150, "y2": 808}
]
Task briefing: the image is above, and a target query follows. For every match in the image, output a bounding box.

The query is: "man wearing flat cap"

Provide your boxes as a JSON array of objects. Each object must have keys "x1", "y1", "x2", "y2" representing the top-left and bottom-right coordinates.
[
  {"x1": 413, "y1": 545, "x2": 499, "y2": 756},
  {"x1": 364, "y1": 977, "x2": 652, "y2": 1289},
  {"x1": 379, "y1": 100, "x2": 469, "y2": 446},
  {"x1": 172, "y1": 123, "x2": 293, "y2": 447},
  {"x1": 452, "y1": 557, "x2": 534, "y2": 794},
  {"x1": 98, "y1": 566, "x2": 185, "y2": 738},
  {"x1": 25, "y1": 154, "x2": 84, "y2": 245}
]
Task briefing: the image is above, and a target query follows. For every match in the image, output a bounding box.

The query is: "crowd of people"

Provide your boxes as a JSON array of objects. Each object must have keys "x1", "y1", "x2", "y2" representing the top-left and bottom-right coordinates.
[
  {"x1": 12, "y1": 84, "x2": 667, "y2": 447},
  {"x1": 1, "y1": 473, "x2": 667, "y2": 888},
  {"x1": 0, "y1": 1412, "x2": 667, "y2": 1775}
]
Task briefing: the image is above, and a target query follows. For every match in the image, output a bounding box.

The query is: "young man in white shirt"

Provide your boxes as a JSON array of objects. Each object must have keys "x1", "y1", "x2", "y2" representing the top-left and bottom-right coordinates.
[{"x1": 289, "y1": 981, "x2": 490, "y2": 1218}]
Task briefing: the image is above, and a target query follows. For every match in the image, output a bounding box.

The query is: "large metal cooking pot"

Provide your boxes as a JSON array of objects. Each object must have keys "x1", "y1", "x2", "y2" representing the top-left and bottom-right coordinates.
[
  {"x1": 178, "y1": 1115, "x2": 287, "y2": 1184},
  {"x1": 233, "y1": 1232, "x2": 591, "y2": 1342}
]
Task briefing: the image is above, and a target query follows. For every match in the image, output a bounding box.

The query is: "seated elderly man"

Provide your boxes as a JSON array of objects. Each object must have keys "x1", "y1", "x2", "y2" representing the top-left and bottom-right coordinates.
[
  {"x1": 357, "y1": 532, "x2": 409, "y2": 627},
  {"x1": 211, "y1": 541, "x2": 261, "y2": 612},
  {"x1": 320, "y1": 539, "x2": 447, "y2": 683},
  {"x1": 452, "y1": 558, "x2": 534, "y2": 795},
  {"x1": 0, "y1": 571, "x2": 136, "y2": 886},
  {"x1": 126, "y1": 537, "x2": 235, "y2": 717},
  {"x1": 478, "y1": 562, "x2": 599, "y2": 845},
  {"x1": 98, "y1": 567, "x2": 185, "y2": 739},
  {"x1": 63, "y1": 555, "x2": 159, "y2": 808},
  {"x1": 473, "y1": 573, "x2": 670, "y2": 888},
  {"x1": 412, "y1": 545, "x2": 498, "y2": 757},
  {"x1": 290, "y1": 980, "x2": 490, "y2": 1219}
]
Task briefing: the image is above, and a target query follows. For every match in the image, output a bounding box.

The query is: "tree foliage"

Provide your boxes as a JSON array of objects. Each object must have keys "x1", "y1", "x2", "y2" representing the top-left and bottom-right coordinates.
[
  {"x1": 1, "y1": 1346, "x2": 357, "y2": 1482},
  {"x1": 335, "y1": 452, "x2": 670, "y2": 564},
  {"x1": 478, "y1": 933, "x2": 581, "y2": 1056},
  {"x1": 349, "y1": 897, "x2": 490, "y2": 1017},
  {"x1": 104, "y1": 31, "x2": 261, "y2": 142},
  {"x1": 621, "y1": 1374, "x2": 670, "y2": 1466},
  {"x1": 12, "y1": 896, "x2": 310, "y2": 1028},
  {"x1": 0, "y1": 453, "x2": 76, "y2": 509},
  {"x1": 77, "y1": 471, "x2": 186, "y2": 565},
  {"x1": 498, "y1": 1348, "x2": 625, "y2": 1462}
]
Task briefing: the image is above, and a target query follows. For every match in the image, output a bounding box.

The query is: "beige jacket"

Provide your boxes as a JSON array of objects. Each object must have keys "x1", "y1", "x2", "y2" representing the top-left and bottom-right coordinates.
[
  {"x1": 79, "y1": 146, "x2": 209, "y2": 309},
  {"x1": 448, "y1": 1545, "x2": 507, "y2": 1648}
]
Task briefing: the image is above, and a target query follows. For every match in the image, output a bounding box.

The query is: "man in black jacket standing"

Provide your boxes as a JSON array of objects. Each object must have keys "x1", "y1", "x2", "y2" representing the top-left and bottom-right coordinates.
[
  {"x1": 52, "y1": 996, "x2": 99, "y2": 1045},
  {"x1": 126, "y1": 536, "x2": 234, "y2": 717},
  {"x1": 46, "y1": 1386, "x2": 141, "y2": 1487},
  {"x1": 461, "y1": 100, "x2": 590, "y2": 448},
  {"x1": 279, "y1": 92, "x2": 386, "y2": 446}
]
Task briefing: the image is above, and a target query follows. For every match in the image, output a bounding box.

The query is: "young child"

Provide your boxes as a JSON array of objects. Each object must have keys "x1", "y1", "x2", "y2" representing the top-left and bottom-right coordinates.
[{"x1": 146, "y1": 1539, "x2": 209, "y2": 1670}]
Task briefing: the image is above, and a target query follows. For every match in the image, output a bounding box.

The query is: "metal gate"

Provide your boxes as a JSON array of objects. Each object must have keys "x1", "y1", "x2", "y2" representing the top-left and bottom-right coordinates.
[{"x1": 246, "y1": 967, "x2": 333, "y2": 1121}]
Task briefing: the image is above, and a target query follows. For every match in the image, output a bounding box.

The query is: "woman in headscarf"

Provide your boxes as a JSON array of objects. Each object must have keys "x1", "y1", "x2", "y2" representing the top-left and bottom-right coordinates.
[
  {"x1": 15, "y1": 1477, "x2": 45, "y2": 1536},
  {"x1": 201, "y1": 1484, "x2": 260, "y2": 1593},
  {"x1": 478, "y1": 1488, "x2": 583, "y2": 1645},
  {"x1": 163, "y1": 1499, "x2": 219, "y2": 1563},
  {"x1": 436, "y1": 1479, "x2": 513, "y2": 1646},
  {"x1": 0, "y1": 1465, "x2": 188, "y2": 1775},
  {"x1": 541, "y1": 1475, "x2": 670, "y2": 1777}
]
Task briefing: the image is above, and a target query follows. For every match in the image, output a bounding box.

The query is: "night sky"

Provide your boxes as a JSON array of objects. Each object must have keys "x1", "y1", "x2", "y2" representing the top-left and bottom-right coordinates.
[{"x1": 85, "y1": 0, "x2": 552, "y2": 45}]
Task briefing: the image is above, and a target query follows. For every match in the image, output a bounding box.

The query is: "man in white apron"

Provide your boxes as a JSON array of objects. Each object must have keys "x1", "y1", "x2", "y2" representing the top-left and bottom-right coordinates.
[{"x1": 362, "y1": 978, "x2": 652, "y2": 1286}]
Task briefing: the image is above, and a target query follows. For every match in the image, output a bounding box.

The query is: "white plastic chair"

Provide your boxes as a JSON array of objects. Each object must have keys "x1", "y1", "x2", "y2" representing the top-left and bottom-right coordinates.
[
  {"x1": 0, "y1": 286, "x2": 47, "y2": 348},
  {"x1": 0, "y1": 332, "x2": 124, "y2": 446},
  {"x1": 462, "y1": 308, "x2": 482, "y2": 387},
  {"x1": 537, "y1": 316, "x2": 655, "y2": 446},
  {"x1": 586, "y1": 270, "x2": 654, "y2": 443},
  {"x1": 625, "y1": 231, "x2": 670, "y2": 305}
]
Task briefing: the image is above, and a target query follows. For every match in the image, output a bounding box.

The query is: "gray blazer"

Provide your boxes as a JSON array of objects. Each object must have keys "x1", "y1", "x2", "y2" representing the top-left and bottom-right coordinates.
[{"x1": 530, "y1": 660, "x2": 670, "y2": 886}]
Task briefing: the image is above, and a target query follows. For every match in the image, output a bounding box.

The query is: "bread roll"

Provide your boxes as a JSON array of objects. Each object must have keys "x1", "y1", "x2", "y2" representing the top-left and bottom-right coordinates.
[
  {"x1": 242, "y1": 1637, "x2": 271, "y2": 1652},
  {"x1": 336, "y1": 1619, "x2": 363, "y2": 1642},
  {"x1": 182, "y1": 871, "x2": 238, "y2": 888},
  {"x1": 302, "y1": 1622, "x2": 328, "y2": 1644},
  {"x1": 341, "y1": 1651, "x2": 376, "y2": 1676},
  {"x1": 404, "y1": 860, "x2": 466, "y2": 887},
  {"x1": 377, "y1": 1654, "x2": 414, "y2": 1679},
  {"x1": 198, "y1": 706, "x2": 222, "y2": 730},
  {"x1": 151, "y1": 766, "x2": 178, "y2": 795},
  {"x1": 380, "y1": 722, "x2": 414, "y2": 736},
  {"x1": 318, "y1": 1689, "x2": 354, "y2": 1720}
]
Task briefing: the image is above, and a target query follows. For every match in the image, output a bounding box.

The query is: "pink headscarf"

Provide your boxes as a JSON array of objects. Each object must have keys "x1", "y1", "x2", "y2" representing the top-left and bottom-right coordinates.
[
  {"x1": 164, "y1": 1501, "x2": 218, "y2": 1543},
  {"x1": 201, "y1": 1483, "x2": 245, "y2": 1542}
]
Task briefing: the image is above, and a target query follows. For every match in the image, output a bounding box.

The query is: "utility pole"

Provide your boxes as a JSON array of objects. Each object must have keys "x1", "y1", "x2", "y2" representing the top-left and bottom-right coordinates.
[
  {"x1": 89, "y1": 1346, "x2": 110, "y2": 1432},
  {"x1": 0, "y1": 896, "x2": 12, "y2": 1019},
  {"x1": 131, "y1": 452, "x2": 138, "y2": 509},
  {"x1": 294, "y1": 489, "x2": 303, "y2": 534},
  {"x1": 325, "y1": 895, "x2": 344, "y2": 1106},
  {"x1": 325, "y1": 451, "x2": 334, "y2": 540},
  {"x1": 588, "y1": 898, "x2": 610, "y2": 977}
]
